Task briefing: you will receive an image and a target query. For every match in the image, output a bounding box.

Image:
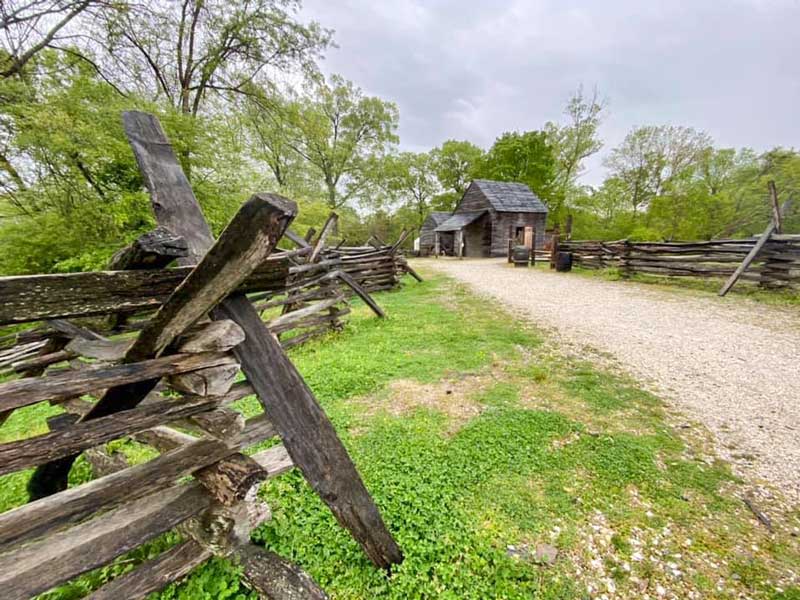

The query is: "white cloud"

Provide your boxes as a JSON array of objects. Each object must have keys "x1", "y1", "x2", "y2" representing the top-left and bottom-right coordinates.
[{"x1": 301, "y1": 0, "x2": 800, "y2": 185}]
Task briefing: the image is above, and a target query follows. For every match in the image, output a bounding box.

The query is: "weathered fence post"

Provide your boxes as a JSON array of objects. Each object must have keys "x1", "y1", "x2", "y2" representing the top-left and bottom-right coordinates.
[
  {"x1": 0, "y1": 111, "x2": 423, "y2": 598},
  {"x1": 619, "y1": 240, "x2": 632, "y2": 278},
  {"x1": 122, "y1": 111, "x2": 403, "y2": 569},
  {"x1": 549, "y1": 230, "x2": 560, "y2": 270}
]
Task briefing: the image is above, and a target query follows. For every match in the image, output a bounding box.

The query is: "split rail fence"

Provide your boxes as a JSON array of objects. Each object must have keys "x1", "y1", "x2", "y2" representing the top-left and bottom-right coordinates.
[
  {"x1": 0, "y1": 111, "x2": 413, "y2": 599},
  {"x1": 558, "y1": 235, "x2": 800, "y2": 289}
]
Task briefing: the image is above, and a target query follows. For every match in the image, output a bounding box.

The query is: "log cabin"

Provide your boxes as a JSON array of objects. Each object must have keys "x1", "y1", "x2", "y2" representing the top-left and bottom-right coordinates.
[
  {"x1": 418, "y1": 212, "x2": 452, "y2": 256},
  {"x1": 433, "y1": 180, "x2": 548, "y2": 258}
]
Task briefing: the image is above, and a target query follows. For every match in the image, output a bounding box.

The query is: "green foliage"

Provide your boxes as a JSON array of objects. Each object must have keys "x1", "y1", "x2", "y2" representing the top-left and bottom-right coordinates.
[
  {"x1": 377, "y1": 151, "x2": 440, "y2": 231},
  {"x1": 473, "y1": 130, "x2": 559, "y2": 209},
  {"x1": 288, "y1": 277, "x2": 538, "y2": 404},
  {"x1": 0, "y1": 50, "x2": 273, "y2": 274},
  {"x1": 544, "y1": 85, "x2": 606, "y2": 215},
  {"x1": 562, "y1": 366, "x2": 659, "y2": 413},
  {"x1": 576, "y1": 138, "x2": 800, "y2": 242},
  {"x1": 285, "y1": 75, "x2": 399, "y2": 209},
  {"x1": 431, "y1": 139, "x2": 485, "y2": 195},
  {"x1": 156, "y1": 558, "x2": 255, "y2": 600},
  {"x1": 96, "y1": 0, "x2": 331, "y2": 117}
]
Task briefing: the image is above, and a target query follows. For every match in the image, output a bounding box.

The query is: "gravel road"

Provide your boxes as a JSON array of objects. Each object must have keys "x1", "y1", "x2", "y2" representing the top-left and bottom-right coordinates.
[{"x1": 425, "y1": 258, "x2": 800, "y2": 500}]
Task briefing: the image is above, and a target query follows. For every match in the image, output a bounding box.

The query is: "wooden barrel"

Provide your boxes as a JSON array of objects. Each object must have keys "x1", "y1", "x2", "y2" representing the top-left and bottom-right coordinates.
[
  {"x1": 555, "y1": 251, "x2": 573, "y2": 272},
  {"x1": 512, "y1": 245, "x2": 529, "y2": 268}
]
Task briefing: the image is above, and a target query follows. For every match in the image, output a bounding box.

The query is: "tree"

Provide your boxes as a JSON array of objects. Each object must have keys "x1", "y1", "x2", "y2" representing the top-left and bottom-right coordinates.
[
  {"x1": 604, "y1": 125, "x2": 712, "y2": 215},
  {"x1": 285, "y1": 75, "x2": 398, "y2": 209},
  {"x1": 94, "y1": 0, "x2": 331, "y2": 116},
  {"x1": 719, "y1": 147, "x2": 800, "y2": 236},
  {"x1": 380, "y1": 151, "x2": 440, "y2": 230},
  {"x1": 238, "y1": 92, "x2": 318, "y2": 197},
  {"x1": 474, "y1": 130, "x2": 557, "y2": 207},
  {"x1": 0, "y1": 51, "x2": 264, "y2": 274},
  {"x1": 431, "y1": 139, "x2": 484, "y2": 195},
  {"x1": 0, "y1": 0, "x2": 104, "y2": 78},
  {"x1": 571, "y1": 177, "x2": 633, "y2": 240},
  {"x1": 545, "y1": 85, "x2": 605, "y2": 207}
]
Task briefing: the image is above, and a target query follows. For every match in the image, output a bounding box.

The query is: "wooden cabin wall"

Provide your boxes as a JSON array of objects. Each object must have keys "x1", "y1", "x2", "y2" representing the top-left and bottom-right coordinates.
[
  {"x1": 490, "y1": 213, "x2": 547, "y2": 257},
  {"x1": 463, "y1": 215, "x2": 493, "y2": 257},
  {"x1": 455, "y1": 187, "x2": 491, "y2": 212},
  {"x1": 419, "y1": 227, "x2": 436, "y2": 255}
]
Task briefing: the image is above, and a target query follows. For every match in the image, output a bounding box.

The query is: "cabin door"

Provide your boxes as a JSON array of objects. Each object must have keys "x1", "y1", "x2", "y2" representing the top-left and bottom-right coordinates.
[{"x1": 523, "y1": 226, "x2": 534, "y2": 249}]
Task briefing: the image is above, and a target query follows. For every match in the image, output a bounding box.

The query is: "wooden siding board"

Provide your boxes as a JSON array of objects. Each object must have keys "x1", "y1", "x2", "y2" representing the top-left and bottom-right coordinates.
[
  {"x1": 491, "y1": 213, "x2": 547, "y2": 257},
  {"x1": 419, "y1": 213, "x2": 451, "y2": 255},
  {"x1": 454, "y1": 184, "x2": 492, "y2": 213},
  {"x1": 463, "y1": 214, "x2": 492, "y2": 257}
]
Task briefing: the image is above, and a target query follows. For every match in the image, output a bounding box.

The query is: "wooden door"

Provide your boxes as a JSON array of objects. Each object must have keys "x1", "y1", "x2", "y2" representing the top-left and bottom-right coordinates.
[{"x1": 523, "y1": 226, "x2": 534, "y2": 249}]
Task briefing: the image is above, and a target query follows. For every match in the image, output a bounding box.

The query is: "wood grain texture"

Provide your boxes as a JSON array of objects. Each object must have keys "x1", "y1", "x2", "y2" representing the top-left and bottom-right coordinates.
[
  {"x1": 188, "y1": 407, "x2": 245, "y2": 439},
  {"x1": 283, "y1": 229, "x2": 310, "y2": 249},
  {"x1": 77, "y1": 195, "x2": 293, "y2": 423},
  {"x1": 0, "y1": 261, "x2": 288, "y2": 325},
  {"x1": 0, "y1": 395, "x2": 219, "y2": 475},
  {"x1": 126, "y1": 192, "x2": 296, "y2": 360},
  {"x1": 309, "y1": 212, "x2": 338, "y2": 263},
  {"x1": 168, "y1": 363, "x2": 240, "y2": 396},
  {"x1": 108, "y1": 227, "x2": 188, "y2": 271},
  {"x1": 719, "y1": 199, "x2": 792, "y2": 296},
  {"x1": 237, "y1": 544, "x2": 329, "y2": 600},
  {"x1": 195, "y1": 453, "x2": 268, "y2": 506},
  {"x1": 334, "y1": 271, "x2": 385, "y2": 318},
  {"x1": 86, "y1": 539, "x2": 212, "y2": 600},
  {"x1": 176, "y1": 320, "x2": 245, "y2": 353},
  {"x1": 66, "y1": 337, "x2": 131, "y2": 361},
  {"x1": 0, "y1": 416, "x2": 276, "y2": 550},
  {"x1": 123, "y1": 112, "x2": 216, "y2": 263},
  {"x1": 0, "y1": 484, "x2": 211, "y2": 600},
  {"x1": 0, "y1": 351, "x2": 234, "y2": 413},
  {"x1": 214, "y1": 295, "x2": 403, "y2": 569},
  {"x1": 251, "y1": 444, "x2": 294, "y2": 476},
  {"x1": 124, "y1": 110, "x2": 402, "y2": 569}
]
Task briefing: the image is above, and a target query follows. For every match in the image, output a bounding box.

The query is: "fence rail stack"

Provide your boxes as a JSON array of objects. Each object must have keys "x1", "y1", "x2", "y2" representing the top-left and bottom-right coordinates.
[
  {"x1": 558, "y1": 235, "x2": 800, "y2": 288},
  {"x1": 0, "y1": 111, "x2": 405, "y2": 600}
]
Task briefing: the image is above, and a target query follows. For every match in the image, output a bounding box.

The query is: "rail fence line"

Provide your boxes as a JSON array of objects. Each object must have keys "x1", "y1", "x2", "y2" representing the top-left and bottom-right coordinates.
[
  {"x1": 0, "y1": 111, "x2": 412, "y2": 600},
  {"x1": 558, "y1": 235, "x2": 800, "y2": 288}
]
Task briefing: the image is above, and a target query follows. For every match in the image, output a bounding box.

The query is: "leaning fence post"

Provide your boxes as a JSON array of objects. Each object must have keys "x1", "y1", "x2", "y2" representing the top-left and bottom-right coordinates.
[
  {"x1": 122, "y1": 110, "x2": 403, "y2": 570},
  {"x1": 719, "y1": 196, "x2": 792, "y2": 296}
]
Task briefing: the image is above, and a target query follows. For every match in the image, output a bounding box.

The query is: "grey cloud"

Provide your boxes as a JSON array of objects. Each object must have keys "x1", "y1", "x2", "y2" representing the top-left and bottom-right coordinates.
[{"x1": 301, "y1": 0, "x2": 800, "y2": 184}]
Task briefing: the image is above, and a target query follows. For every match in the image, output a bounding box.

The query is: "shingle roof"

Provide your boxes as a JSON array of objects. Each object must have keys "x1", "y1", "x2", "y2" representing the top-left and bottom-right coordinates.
[
  {"x1": 471, "y1": 179, "x2": 548, "y2": 213},
  {"x1": 426, "y1": 211, "x2": 452, "y2": 227},
  {"x1": 435, "y1": 211, "x2": 486, "y2": 232}
]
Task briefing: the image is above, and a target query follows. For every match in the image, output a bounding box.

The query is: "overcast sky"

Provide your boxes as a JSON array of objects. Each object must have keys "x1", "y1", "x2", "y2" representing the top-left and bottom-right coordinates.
[{"x1": 300, "y1": 0, "x2": 799, "y2": 185}]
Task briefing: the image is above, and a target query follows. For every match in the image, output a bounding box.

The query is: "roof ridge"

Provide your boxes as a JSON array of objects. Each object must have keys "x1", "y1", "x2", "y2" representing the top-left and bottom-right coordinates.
[{"x1": 468, "y1": 179, "x2": 548, "y2": 213}]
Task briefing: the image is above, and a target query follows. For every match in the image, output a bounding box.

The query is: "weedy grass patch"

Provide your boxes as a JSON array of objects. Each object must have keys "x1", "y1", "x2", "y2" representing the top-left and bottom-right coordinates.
[{"x1": 1, "y1": 270, "x2": 798, "y2": 599}]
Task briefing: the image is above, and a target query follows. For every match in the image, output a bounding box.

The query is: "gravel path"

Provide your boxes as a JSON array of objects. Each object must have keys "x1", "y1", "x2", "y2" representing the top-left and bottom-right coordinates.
[{"x1": 424, "y1": 258, "x2": 800, "y2": 500}]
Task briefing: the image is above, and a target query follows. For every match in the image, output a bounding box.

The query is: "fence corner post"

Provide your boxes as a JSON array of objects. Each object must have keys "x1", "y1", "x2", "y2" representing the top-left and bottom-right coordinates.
[{"x1": 619, "y1": 240, "x2": 632, "y2": 279}]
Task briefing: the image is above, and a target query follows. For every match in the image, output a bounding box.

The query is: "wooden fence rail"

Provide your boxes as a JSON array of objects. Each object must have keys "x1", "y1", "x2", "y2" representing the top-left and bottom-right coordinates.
[
  {"x1": 558, "y1": 235, "x2": 800, "y2": 288},
  {"x1": 0, "y1": 111, "x2": 413, "y2": 599}
]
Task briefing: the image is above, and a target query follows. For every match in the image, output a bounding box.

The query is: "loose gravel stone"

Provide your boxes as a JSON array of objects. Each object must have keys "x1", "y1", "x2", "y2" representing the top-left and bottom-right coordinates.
[{"x1": 425, "y1": 258, "x2": 800, "y2": 500}]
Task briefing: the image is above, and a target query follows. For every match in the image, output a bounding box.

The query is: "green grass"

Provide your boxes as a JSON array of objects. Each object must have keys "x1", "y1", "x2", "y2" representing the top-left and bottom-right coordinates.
[{"x1": 1, "y1": 271, "x2": 798, "y2": 599}]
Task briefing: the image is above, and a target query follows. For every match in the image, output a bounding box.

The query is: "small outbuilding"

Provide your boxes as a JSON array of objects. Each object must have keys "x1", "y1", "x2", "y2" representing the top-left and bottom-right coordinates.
[
  {"x1": 418, "y1": 211, "x2": 453, "y2": 256},
  {"x1": 433, "y1": 179, "x2": 548, "y2": 258}
]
